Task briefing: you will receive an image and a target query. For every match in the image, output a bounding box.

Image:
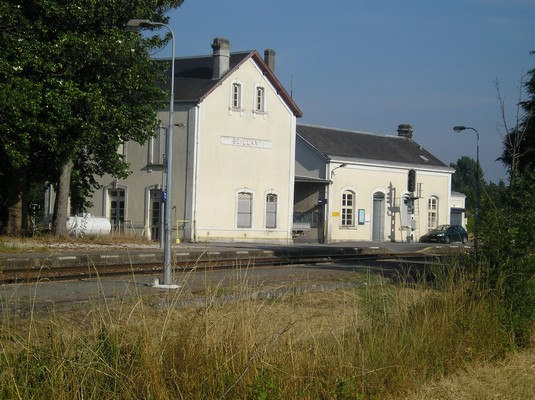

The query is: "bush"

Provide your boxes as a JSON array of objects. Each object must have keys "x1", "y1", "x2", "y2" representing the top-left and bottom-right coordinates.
[{"x1": 479, "y1": 170, "x2": 535, "y2": 346}]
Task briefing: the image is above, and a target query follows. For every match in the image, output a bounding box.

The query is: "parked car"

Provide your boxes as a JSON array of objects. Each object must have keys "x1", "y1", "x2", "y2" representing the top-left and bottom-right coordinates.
[{"x1": 419, "y1": 224, "x2": 468, "y2": 244}]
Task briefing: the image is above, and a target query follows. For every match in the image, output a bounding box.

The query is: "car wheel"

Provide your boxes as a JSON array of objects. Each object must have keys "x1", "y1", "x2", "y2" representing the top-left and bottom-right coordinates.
[
  {"x1": 444, "y1": 236, "x2": 451, "y2": 244},
  {"x1": 462, "y1": 236, "x2": 468, "y2": 244}
]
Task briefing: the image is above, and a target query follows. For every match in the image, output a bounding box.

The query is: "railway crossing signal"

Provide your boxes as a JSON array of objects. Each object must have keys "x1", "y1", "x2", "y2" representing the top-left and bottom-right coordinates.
[{"x1": 408, "y1": 169, "x2": 416, "y2": 193}]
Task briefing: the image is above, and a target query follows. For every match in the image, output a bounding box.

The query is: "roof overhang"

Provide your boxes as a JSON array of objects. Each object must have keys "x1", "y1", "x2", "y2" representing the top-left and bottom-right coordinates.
[
  {"x1": 328, "y1": 157, "x2": 455, "y2": 174},
  {"x1": 295, "y1": 176, "x2": 331, "y2": 184}
]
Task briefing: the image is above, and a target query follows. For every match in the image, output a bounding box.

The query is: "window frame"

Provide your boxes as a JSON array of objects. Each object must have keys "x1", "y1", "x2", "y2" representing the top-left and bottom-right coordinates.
[
  {"x1": 231, "y1": 81, "x2": 243, "y2": 110},
  {"x1": 265, "y1": 192, "x2": 278, "y2": 229},
  {"x1": 107, "y1": 187, "x2": 127, "y2": 232},
  {"x1": 117, "y1": 142, "x2": 127, "y2": 162},
  {"x1": 427, "y1": 196, "x2": 438, "y2": 230},
  {"x1": 148, "y1": 127, "x2": 165, "y2": 166},
  {"x1": 237, "y1": 190, "x2": 253, "y2": 228},
  {"x1": 254, "y1": 85, "x2": 266, "y2": 113},
  {"x1": 341, "y1": 189, "x2": 356, "y2": 227}
]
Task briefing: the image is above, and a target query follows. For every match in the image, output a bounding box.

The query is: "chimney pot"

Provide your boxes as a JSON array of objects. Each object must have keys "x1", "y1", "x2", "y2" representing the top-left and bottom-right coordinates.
[{"x1": 397, "y1": 124, "x2": 413, "y2": 140}]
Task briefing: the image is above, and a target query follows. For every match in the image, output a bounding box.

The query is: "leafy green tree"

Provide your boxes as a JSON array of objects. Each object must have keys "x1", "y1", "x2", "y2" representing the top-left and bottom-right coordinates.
[
  {"x1": 478, "y1": 52, "x2": 535, "y2": 346},
  {"x1": 478, "y1": 171, "x2": 535, "y2": 346},
  {"x1": 500, "y1": 52, "x2": 535, "y2": 180},
  {"x1": 450, "y1": 156, "x2": 485, "y2": 211},
  {"x1": 450, "y1": 156, "x2": 485, "y2": 194},
  {"x1": 0, "y1": 0, "x2": 183, "y2": 235},
  {"x1": 450, "y1": 156, "x2": 486, "y2": 234}
]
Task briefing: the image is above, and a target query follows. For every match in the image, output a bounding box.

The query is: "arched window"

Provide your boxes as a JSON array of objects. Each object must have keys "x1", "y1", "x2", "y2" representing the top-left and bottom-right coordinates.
[
  {"x1": 108, "y1": 188, "x2": 126, "y2": 233},
  {"x1": 232, "y1": 82, "x2": 242, "y2": 109},
  {"x1": 265, "y1": 193, "x2": 277, "y2": 229},
  {"x1": 341, "y1": 190, "x2": 355, "y2": 227},
  {"x1": 237, "y1": 191, "x2": 253, "y2": 228},
  {"x1": 148, "y1": 126, "x2": 165, "y2": 165},
  {"x1": 427, "y1": 196, "x2": 438, "y2": 230},
  {"x1": 255, "y1": 86, "x2": 265, "y2": 112}
]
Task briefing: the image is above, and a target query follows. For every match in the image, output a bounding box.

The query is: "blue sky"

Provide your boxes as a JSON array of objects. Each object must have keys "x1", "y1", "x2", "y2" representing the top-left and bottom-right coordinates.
[{"x1": 160, "y1": 0, "x2": 534, "y2": 182}]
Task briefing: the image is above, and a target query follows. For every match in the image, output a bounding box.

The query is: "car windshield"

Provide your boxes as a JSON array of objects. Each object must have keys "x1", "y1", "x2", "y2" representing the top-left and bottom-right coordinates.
[{"x1": 434, "y1": 225, "x2": 450, "y2": 232}]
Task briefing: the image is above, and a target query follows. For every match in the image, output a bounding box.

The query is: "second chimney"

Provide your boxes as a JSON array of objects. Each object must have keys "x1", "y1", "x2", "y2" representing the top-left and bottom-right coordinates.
[
  {"x1": 397, "y1": 124, "x2": 413, "y2": 140},
  {"x1": 211, "y1": 37, "x2": 231, "y2": 79},
  {"x1": 264, "y1": 49, "x2": 275, "y2": 73}
]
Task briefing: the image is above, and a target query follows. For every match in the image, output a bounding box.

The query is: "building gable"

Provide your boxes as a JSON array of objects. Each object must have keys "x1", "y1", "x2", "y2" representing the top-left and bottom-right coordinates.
[{"x1": 160, "y1": 41, "x2": 302, "y2": 117}]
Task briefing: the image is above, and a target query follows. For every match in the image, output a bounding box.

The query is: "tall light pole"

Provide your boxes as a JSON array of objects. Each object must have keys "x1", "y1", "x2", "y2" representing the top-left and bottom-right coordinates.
[
  {"x1": 453, "y1": 125, "x2": 480, "y2": 261},
  {"x1": 127, "y1": 19, "x2": 178, "y2": 288}
]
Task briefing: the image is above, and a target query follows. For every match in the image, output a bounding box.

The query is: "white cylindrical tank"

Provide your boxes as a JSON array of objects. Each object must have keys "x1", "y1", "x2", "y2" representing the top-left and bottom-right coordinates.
[{"x1": 66, "y1": 214, "x2": 112, "y2": 236}]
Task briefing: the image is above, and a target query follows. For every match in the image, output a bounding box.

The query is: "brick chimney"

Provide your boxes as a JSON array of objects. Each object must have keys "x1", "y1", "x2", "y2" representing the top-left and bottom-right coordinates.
[
  {"x1": 264, "y1": 49, "x2": 275, "y2": 73},
  {"x1": 397, "y1": 124, "x2": 413, "y2": 140},
  {"x1": 211, "y1": 38, "x2": 231, "y2": 79}
]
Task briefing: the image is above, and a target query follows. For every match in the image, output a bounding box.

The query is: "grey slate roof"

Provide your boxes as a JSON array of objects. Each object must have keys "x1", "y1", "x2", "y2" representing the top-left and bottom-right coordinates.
[
  {"x1": 297, "y1": 124, "x2": 448, "y2": 168},
  {"x1": 171, "y1": 52, "x2": 249, "y2": 102},
  {"x1": 160, "y1": 51, "x2": 302, "y2": 116}
]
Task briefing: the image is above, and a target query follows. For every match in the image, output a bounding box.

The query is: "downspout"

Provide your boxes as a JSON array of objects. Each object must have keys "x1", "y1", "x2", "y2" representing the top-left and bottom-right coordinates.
[
  {"x1": 287, "y1": 116, "x2": 297, "y2": 244},
  {"x1": 191, "y1": 104, "x2": 201, "y2": 242},
  {"x1": 324, "y1": 161, "x2": 332, "y2": 244}
]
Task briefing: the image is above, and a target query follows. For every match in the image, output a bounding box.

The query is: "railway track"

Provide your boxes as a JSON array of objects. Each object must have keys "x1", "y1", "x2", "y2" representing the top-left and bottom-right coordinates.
[{"x1": 1, "y1": 251, "x2": 450, "y2": 284}]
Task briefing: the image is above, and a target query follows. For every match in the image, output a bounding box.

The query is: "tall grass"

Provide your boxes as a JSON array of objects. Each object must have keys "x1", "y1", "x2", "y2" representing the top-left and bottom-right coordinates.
[{"x1": 0, "y1": 260, "x2": 522, "y2": 399}]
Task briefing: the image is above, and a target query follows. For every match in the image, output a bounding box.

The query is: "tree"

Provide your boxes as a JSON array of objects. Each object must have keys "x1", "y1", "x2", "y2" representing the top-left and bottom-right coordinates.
[
  {"x1": 450, "y1": 156, "x2": 485, "y2": 193},
  {"x1": 498, "y1": 56, "x2": 535, "y2": 181},
  {"x1": 449, "y1": 156, "x2": 485, "y2": 229},
  {"x1": 478, "y1": 170, "x2": 535, "y2": 346},
  {"x1": 477, "y1": 53, "x2": 535, "y2": 346},
  {"x1": 0, "y1": 0, "x2": 183, "y2": 235}
]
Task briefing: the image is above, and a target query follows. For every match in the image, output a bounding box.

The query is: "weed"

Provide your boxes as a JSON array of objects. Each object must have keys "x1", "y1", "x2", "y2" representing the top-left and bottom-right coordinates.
[{"x1": 0, "y1": 259, "x2": 530, "y2": 399}]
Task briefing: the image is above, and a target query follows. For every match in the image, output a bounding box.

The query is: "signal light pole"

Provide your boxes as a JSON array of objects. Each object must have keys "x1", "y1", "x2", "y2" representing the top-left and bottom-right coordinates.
[{"x1": 407, "y1": 169, "x2": 417, "y2": 242}]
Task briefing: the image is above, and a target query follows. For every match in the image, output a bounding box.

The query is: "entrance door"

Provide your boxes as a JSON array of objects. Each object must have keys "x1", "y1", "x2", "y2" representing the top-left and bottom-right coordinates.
[
  {"x1": 372, "y1": 192, "x2": 385, "y2": 242},
  {"x1": 149, "y1": 189, "x2": 162, "y2": 241},
  {"x1": 108, "y1": 188, "x2": 125, "y2": 233}
]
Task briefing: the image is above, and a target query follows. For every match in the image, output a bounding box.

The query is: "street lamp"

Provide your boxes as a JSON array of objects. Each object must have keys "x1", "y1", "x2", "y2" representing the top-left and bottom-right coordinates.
[
  {"x1": 330, "y1": 163, "x2": 347, "y2": 179},
  {"x1": 128, "y1": 19, "x2": 178, "y2": 288},
  {"x1": 453, "y1": 125, "x2": 480, "y2": 260}
]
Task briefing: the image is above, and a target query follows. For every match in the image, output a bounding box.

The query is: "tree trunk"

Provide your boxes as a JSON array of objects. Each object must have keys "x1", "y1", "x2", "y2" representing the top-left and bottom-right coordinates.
[
  {"x1": 6, "y1": 167, "x2": 28, "y2": 235},
  {"x1": 52, "y1": 159, "x2": 74, "y2": 237}
]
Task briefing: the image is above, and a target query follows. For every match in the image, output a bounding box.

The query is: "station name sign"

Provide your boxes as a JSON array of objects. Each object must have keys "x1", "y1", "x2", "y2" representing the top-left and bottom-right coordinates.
[{"x1": 220, "y1": 136, "x2": 272, "y2": 149}]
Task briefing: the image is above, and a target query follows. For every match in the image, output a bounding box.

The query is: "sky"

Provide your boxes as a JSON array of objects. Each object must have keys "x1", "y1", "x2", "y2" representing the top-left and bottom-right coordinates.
[{"x1": 157, "y1": 0, "x2": 534, "y2": 183}]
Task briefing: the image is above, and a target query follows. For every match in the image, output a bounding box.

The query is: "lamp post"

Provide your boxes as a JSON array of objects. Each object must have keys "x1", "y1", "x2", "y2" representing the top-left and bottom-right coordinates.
[
  {"x1": 330, "y1": 163, "x2": 347, "y2": 179},
  {"x1": 453, "y1": 125, "x2": 480, "y2": 261},
  {"x1": 127, "y1": 19, "x2": 178, "y2": 288}
]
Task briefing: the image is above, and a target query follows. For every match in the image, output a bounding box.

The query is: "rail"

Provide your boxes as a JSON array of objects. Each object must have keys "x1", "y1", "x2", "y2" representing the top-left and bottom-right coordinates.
[{"x1": 0, "y1": 251, "x2": 452, "y2": 285}]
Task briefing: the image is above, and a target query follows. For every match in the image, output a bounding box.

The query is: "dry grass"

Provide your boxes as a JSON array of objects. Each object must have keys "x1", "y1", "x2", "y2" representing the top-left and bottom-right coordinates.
[
  {"x1": 1, "y1": 264, "x2": 532, "y2": 399},
  {"x1": 402, "y1": 348, "x2": 535, "y2": 400},
  {"x1": 0, "y1": 233, "x2": 154, "y2": 253}
]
